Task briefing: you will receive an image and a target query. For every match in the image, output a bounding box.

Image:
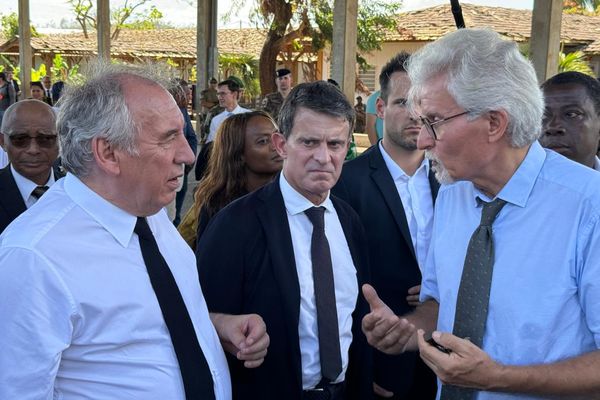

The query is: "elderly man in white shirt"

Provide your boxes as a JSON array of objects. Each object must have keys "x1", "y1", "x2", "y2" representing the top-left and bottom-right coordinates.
[{"x1": 0, "y1": 63, "x2": 269, "y2": 400}]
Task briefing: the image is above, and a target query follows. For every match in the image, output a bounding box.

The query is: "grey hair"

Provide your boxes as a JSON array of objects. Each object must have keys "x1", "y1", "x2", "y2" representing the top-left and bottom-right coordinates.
[
  {"x1": 406, "y1": 28, "x2": 544, "y2": 148},
  {"x1": 57, "y1": 61, "x2": 177, "y2": 177},
  {"x1": 278, "y1": 81, "x2": 355, "y2": 138}
]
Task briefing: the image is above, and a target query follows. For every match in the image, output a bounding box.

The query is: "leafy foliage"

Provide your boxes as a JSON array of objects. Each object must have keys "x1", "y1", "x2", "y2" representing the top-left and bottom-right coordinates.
[
  {"x1": 0, "y1": 12, "x2": 39, "y2": 39},
  {"x1": 563, "y1": 0, "x2": 600, "y2": 15},
  {"x1": 219, "y1": 53, "x2": 261, "y2": 98},
  {"x1": 66, "y1": 0, "x2": 168, "y2": 40},
  {"x1": 558, "y1": 50, "x2": 595, "y2": 75}
]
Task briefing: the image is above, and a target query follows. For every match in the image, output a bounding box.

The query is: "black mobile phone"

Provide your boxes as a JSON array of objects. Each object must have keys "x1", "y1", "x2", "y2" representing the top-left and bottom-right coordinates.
[{"x1": 424, "y1": 332, "x2": 452, "y2": 354}]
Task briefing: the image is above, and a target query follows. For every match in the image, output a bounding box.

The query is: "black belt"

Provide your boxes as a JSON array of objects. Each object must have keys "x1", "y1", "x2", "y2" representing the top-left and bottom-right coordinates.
[{"x1": 303, "y1": 381, "x2": 345, "y2": 400}]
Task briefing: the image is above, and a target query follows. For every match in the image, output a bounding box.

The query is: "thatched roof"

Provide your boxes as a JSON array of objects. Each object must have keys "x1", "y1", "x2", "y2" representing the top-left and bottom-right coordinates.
[
  {"x1": 0, "y1": 28, "x2": 268, "y2": 59},
  {"x1": 387, "y1": 3, "x2": 600, "y2": 55}
]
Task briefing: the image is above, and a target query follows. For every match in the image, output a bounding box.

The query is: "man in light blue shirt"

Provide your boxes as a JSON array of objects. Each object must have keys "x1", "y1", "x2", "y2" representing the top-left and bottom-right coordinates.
[{"x1": 361, "y1": 28, "x2": 600, "y2": 399}]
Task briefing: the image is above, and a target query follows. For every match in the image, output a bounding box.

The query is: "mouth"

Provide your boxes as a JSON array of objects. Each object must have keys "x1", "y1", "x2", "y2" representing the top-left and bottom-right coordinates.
[{"x1": 271, "y1": 155, "x2": 283, "y2": 162}]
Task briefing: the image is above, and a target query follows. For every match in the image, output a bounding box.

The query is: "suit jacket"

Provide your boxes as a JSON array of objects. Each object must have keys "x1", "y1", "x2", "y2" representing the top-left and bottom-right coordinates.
[
  {"x1": 196, "y1": 178, "x2": 373, "y2": 400},
  {"x1": 0, "y1": 165, "x2": 65, "y2": 234},
  {"x1": 332, "y1": 143, "x2": 439, "y2": 399}
]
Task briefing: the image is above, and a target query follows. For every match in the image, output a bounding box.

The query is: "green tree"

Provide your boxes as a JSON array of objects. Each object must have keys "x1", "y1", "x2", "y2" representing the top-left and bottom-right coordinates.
[
  {"x1": 219, "y1": 53, "x2": 261, "y2": 98},
  {"x1": 558, "y1": 50, "x2": 595, "y2": 75},
  {"x1": 563, "y1": 0, "x2": 600, "y2": 14},
  {"x1": 223, "y1": 0, "x2": 400, "y2": 95},
  {"x1": 66, "y1": 0, "x2": 166, "y2": 40},
  {"x1": 0, "y1": 12, "x2": 39, "y2": 39}
]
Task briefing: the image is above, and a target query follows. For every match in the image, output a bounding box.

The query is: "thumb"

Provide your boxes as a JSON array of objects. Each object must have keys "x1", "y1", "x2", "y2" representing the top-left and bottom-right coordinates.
[{"x1": 362, "y1": 283, "x2": 386, "y2": 311}]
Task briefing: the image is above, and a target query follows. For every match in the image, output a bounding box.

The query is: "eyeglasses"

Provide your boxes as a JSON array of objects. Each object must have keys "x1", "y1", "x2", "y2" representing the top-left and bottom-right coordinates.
[
  {"x1": 419, "y1": 111, "x2": 469, "y2": 140},
  {"x1": 7, "y1": 134, "x2": 58, "y2": 149}
]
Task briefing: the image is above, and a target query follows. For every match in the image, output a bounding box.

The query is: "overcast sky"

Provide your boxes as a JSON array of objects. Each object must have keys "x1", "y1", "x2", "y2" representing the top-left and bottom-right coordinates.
[{"x1": 5, "y1": 0, "x2": 534, "y2": 29}]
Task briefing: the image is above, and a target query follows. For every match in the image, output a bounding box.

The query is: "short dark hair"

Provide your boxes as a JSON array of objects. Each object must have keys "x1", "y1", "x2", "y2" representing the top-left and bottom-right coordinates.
[
  {"x1": 379, "y1": 52, "x2": 411, "y2": 102},
  {"x1": 0, "y1": 72, "x2": 6, "y2": 81},
  {"x1": 31, "y1": 81, "x2": 44, "y2": 90},
  {"x1": 542, "y1": 71, "x2": 600, "y2": 116},
  {"x1": 218, "y1": 79, "x2": 241, "y2": 93},
  {"x1": 278, "y1": 81, "x2": 355, "y2": 138}
]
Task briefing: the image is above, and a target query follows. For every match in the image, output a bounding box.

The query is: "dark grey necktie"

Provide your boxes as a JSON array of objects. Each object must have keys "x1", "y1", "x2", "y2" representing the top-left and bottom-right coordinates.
[
  {"x1": 305, "y1": 206, "x2": 343, "y2": 383},
  {"x1": 31, "y1": 185, "x2": 49, "y2": 199},
  {"x1": 441, "y1": 198, "x2": 507, "y2": 400},
  {"x1": 135, "y1": 217, "x2": 215, "y2": 400}
]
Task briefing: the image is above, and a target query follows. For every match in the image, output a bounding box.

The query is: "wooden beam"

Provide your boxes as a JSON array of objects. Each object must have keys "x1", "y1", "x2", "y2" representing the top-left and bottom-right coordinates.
[
  {"x1": 530, "y1": 0, "x2": 563, "y2": 83},
  {"x1": 331, "y1": 0, "x2": 358, "y2": 102},
  {"x1": 18, "y1": 0, "x2": 32, "y2": 98},
  {"x1": 97, "y1": 0, "x2": 111, "y2": 61},
  {"x1": 196, "y1": 0, "x2": 219, "y2": 131}
]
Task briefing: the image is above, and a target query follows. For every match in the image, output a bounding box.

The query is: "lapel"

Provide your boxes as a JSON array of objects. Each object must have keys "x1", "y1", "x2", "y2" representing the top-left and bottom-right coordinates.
[
  {"x1": 367, "y1": 146, "x2": 417, "y2": 260},
  {"x1": 0, "y1": 166, "x2": 27, "y2": 221},
  {"x1": 255, "y1": 179, "x2": 303, "y2": 388}
]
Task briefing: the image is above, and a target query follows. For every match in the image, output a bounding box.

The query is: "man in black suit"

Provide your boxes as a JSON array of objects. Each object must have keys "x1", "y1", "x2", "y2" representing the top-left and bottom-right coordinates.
[
  {"x1": 196, "y1": 81, "x2": 372, "y2": 400},
  {"x1": 0, "y1": 100, "x2": 62, "y2": 233},
  {"x1": 332, "y1": 52, "x2": 438, "y2": 400}
]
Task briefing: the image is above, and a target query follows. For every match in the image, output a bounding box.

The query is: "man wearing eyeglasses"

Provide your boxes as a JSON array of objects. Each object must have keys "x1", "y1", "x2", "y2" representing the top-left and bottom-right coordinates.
[
  {"x1": 362, "y1": 28, "x2": 600, "y2": 399},
  {"x1": 333, "y1": 52, "x2": 437, "y2": 400},
  {"x1": 0, "y1": 100, "x2": 62, "y2": 233}
]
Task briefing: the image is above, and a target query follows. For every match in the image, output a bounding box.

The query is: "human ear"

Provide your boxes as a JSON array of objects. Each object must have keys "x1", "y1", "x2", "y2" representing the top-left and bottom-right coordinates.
[{"x1": 271, "y1": 132, "x2": 288, "y2": 159}]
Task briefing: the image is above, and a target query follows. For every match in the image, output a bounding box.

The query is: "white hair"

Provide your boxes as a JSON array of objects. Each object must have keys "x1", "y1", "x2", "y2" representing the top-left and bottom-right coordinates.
[{"x1": 406, "y1": 28, "x2": 544, "y2": 148}]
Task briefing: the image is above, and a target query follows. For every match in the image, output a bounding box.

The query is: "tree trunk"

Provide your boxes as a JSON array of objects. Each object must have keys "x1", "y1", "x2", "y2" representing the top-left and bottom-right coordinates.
[{"x1": 259, "y1": 30, "x2": 285, "y2": 95}]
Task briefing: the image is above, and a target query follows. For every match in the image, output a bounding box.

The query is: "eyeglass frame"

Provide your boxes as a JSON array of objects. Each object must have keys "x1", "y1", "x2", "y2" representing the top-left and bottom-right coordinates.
[
  {"x1": 6, "y1": 133, "x2": 58, "y2": 149},
  {"x1": 419, "y1": 110, "x2": 470, "y2": 141}
]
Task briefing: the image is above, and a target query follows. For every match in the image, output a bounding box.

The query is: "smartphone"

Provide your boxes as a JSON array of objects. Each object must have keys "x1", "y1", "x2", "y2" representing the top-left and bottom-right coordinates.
[{"x1": 424, "y1": 332, "x2": 452, "y2": 354}]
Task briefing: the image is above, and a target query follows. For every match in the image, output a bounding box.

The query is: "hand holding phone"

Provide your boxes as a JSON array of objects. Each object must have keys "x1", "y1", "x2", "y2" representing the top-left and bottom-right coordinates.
[{"x1": 424, "y1": 332, "x2": 452, "y2": 354}]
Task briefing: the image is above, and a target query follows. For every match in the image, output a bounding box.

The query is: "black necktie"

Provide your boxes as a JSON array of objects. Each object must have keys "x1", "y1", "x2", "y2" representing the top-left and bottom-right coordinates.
[
  {"x1": 134, "y1": 217, "x2": 215, "y2": 400},
  {"x1": 304, "y1": 206, "x2": 343, "y2": 383},
  {"x1": 441, "y1": 198, "x2": 507, "y2": 400},
  {"x1": 31, "y1": 185, "x2": 49, "y2": 199}
]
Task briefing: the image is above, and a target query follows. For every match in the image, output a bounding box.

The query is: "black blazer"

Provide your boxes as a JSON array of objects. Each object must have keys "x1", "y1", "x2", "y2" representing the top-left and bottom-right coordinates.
[
  {"x1": 332, "y1": 143, "x2": 439, "y2": 399},
  {"x1": 196, "y1": 178, "x2": 373, "y2": 400},
  {"x1": 0, "y1": 165, "x2": 65, "y2": 234},
  {"x1": 0, "y1": 166, "x2": 27, "y2": 234}
]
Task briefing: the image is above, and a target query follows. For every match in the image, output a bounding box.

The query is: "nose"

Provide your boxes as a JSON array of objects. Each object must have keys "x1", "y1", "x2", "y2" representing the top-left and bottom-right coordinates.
[
  {"x1": 417, "y1": 126, "x2": 434, "y2": 151},
  {"x1": 313, "y1": 142, "x2": 331, "y2": 164},
  {"x1": 25, "y1": 138, "x2": 42, "y2": 154},
  {"x1": 543, "y1": 114, "x2": 565, "y2": 136},
  {"x1": 175, "y1": 133, "x2": 196, "y2": 166}
]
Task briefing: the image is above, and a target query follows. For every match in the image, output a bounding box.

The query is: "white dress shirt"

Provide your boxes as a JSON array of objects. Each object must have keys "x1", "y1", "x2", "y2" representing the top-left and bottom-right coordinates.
[
  {"x1": 0, "y1": 173, "x2": 231, "y2": 400},
  {"x1": 11, "y1": 164, "x2": 56, "y2": 208},
  {"x1": 279, "y1": 173, "x2": 358, "y2": 389},
  {"x1": 379, "y1": 142, "x2": 434, "y2": 269},
  {"x1": 207, "y1": 105, "x2": 250, "y2": 142},
  {"x1": 0, "y1": 148, "x2": 7, "y2": 169}
]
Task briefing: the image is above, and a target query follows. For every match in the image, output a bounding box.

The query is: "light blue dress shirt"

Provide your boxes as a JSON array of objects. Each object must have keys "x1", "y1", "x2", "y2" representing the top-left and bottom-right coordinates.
[
  {"x1": 421, "y1": 142, "x2": 600, "y2": 400},
  {"x1": 0, "y1": 173, "x2": 231, "y2": 400}
]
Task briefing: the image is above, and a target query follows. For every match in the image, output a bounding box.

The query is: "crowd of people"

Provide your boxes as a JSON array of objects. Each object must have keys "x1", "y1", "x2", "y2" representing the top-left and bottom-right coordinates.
[{"x1": 1, "y1": 27, "x2": 600, "y2": 400}]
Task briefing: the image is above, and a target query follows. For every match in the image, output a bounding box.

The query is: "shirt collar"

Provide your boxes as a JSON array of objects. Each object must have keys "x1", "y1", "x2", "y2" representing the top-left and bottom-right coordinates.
[
  {"x1": 279, "y1": 173, "x2": 334, "y2": 216},
  {"x1": 63, "y1": 173, "x2": 139, "y2": 248},
  {"x1": 594, "y1": 156, "x2": 600, "y2": 172},
  {"x1": 378, "y1": 140, "x2": 429, "y2": 181},
  {"x1": 469, "y1": 141, "x2": 546, "y2": 209},
  {"x1": 11, "y1": 164, "x2": 56, "y2": 204}
]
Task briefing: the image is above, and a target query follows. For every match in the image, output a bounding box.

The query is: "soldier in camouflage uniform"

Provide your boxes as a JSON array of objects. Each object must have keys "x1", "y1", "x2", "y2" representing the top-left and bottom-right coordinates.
[{"x1": 262, "y1": 68, "x2": 292, "y2": 121}]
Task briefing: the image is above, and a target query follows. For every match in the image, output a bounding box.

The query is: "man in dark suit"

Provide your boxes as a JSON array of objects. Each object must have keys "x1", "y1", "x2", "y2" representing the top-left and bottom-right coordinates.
[
  {"x1": 0, "y1": 100, "x2": 62, "y2": 233},
  {"x1": 196, "y1": 81, "x2": 372, "y2": 400},
  {"x1": 42, "y1": 75, "x2": 53, "y2": 106},
  {"x1": 332, "y1": 52, "x2": 438, "y2": 400}
]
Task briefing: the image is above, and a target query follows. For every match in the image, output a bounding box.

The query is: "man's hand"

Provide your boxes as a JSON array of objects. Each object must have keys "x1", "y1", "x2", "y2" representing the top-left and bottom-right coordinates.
[
  {"x1": 361, "y1": 284, "x2": 416, "y2": 354},
  {"x1": 373, "y1": 382, "x2": 394, "y2": 398},
  {"x1": 406, "y1": 285, "x2": 421, "y2": 307},
  {"x1": 417, "y1": 329, "x2": 499, "y2": 390},
  {"x1": 210, "y1": 313, "x2": 270, "y2": 368}
]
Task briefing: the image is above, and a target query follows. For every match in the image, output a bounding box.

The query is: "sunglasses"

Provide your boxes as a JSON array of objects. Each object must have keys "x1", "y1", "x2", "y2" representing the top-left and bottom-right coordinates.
[{"x1": 8, "y1": 134, "x2": 58, "y2": 149}]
